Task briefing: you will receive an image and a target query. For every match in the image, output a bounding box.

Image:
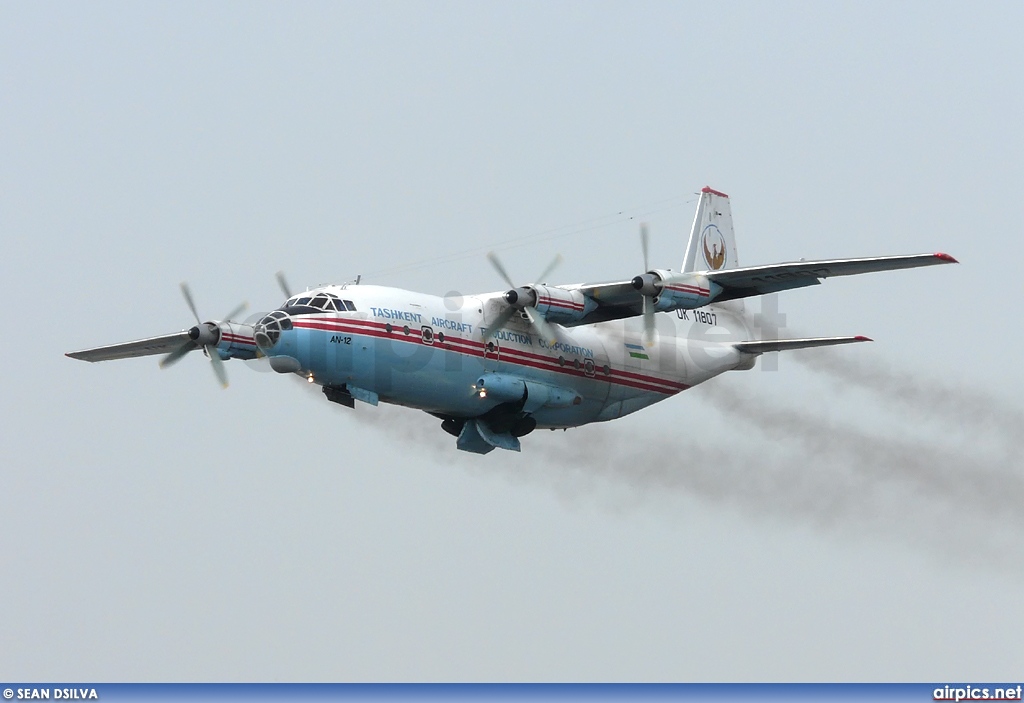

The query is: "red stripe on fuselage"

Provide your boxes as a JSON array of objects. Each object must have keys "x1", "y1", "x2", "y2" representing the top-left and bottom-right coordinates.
[
  {"x1": 304, "y1": 315, "x2": 688, "y2": 394},
  {"x1": 491, "y1": 340, "x2": 686, "y2": 392},
  {"x1": 292, "y1": 316, "x2": 686, "y2": 395}
]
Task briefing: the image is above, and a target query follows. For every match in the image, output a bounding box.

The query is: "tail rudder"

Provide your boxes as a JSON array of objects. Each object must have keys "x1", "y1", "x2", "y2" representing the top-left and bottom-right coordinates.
[{"x1": 682, "y1": 186, "x2": 739, "y2": 273}]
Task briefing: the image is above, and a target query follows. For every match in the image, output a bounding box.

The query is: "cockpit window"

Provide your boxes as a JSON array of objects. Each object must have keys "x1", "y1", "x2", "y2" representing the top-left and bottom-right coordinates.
[
  {"x1": 343, "y1": 300, "x2": 356, "y2": 311},
  {"x1": 282, "y1": 292, "x2": 348, "y2": 312}
]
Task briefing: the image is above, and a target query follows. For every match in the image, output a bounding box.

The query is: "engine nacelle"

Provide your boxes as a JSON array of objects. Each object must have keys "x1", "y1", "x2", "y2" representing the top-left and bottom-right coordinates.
[
  {"x1": 631, "y1": 270, "x2": 721, "y2": 311},
  {"x1": 188, "y1": 321, "x2": 220, "y2": 346},
  {"x1": 503, "y1": 284, "x2": 593, "y2": 324},
  {"x1": 214, "y1": 322, "x2": 259, "y2": 361}
]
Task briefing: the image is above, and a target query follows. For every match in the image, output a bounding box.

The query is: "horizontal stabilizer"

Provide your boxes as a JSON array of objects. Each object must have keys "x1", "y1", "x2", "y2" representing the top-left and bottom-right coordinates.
[
  {"x1": 66, "y1": 331, "x2": 192, "y2": 362},
  {"x1": 732, "y1": 336, "x2": 872, "y2": 354}
]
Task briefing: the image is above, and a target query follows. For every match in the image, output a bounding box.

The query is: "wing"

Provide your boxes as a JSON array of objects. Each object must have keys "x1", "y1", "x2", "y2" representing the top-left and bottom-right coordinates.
[
  {"x1": 566, "y1": 280, "x2": 644, "y2": 325},
  {"x1": 564, "y1": 253, "x2": 956, "y2": 326},
  {"x1": 707, "y1": 253, "x2": 957, "y2": 301},
  {"x1": 66, "y1": 331, "x2": 192, "y2": 362}
]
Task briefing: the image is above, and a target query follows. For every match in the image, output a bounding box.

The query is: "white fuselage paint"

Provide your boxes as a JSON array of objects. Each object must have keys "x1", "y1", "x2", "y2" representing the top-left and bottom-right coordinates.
[{"x1": 263, "y1": 284, "x2": 754, "y2": 428}]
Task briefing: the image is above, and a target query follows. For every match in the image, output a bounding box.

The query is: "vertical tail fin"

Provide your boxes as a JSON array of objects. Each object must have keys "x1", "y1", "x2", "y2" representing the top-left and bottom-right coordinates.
[{"x1": 682, "y1": 186, "x2": 739, "y2": 273}]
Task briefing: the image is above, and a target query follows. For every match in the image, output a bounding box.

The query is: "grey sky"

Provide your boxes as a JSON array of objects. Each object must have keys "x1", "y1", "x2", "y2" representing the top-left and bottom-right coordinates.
[{"x1": 1, "y1": 1, "x2": 1022, "y2": 681}]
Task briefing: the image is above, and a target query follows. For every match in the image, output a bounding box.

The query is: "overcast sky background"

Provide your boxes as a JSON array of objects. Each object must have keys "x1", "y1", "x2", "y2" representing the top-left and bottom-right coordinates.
[{"x1": 2, "y1": 1, "x2": 1023, "y2": 681}]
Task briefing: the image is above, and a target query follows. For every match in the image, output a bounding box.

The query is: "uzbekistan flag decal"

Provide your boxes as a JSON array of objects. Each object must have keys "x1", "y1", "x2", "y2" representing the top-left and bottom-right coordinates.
[{"x1": 625, "y1": 342, "x2": 649, "y2": 360}]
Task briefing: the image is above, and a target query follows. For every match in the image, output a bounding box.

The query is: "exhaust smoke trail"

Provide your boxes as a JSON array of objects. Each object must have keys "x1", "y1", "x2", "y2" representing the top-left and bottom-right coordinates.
[
  {"x1": 295, "y1": 357, "x2": 1024, "y2": 565},
  {"x1": 702, "y1": 383, "x2": 1024, "y2": 521},
  {"x1": 791, "y1": 347, "x2": 1024, "y2": 448},
  {"x1": 702, "y1": 373, "x2": 1024, "y2": 562}
]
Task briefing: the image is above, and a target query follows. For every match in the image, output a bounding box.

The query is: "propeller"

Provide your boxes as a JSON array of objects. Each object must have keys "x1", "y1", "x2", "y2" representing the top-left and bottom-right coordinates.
[
  {"x1": 639, "y1": 223, "x2": 655, "y2": 344},
  {"x1": 276, "y1": 271, "x2": 292, "y2": 299},
  {"x1": 244, "y1": 271, "x2": 296, "y2": 372},
  {"x1": 484, "y1": 252, "x2": 563, "y2": 344},
  {"x1": 159, "y1": 283, "x2": 248, "y2": 389}
]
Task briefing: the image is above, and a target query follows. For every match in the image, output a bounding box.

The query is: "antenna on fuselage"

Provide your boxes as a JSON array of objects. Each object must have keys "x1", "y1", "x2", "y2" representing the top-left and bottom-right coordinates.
[{"x1": 355, "y1": 275, "x2": 361, "y2": 285}]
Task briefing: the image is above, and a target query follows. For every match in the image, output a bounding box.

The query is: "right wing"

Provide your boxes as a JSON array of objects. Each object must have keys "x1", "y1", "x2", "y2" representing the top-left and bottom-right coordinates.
[
  {"x1": 66, "y1": 331, "x2": 191, "y2": 362},
  {"x1": 707, "y1": 253, "x2": 957, "y2": 301},
  {"x1": 566, "y1": 280, "x2": 643, "y2": 325},
  {"x1": 563, "y1": 252, "x2": 956, "y2": 325}
]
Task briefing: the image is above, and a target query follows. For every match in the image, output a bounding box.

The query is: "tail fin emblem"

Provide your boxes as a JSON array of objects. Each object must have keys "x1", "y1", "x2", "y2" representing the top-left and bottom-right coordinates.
[{"x1": 701, "y1": 224, "x2": 727, "y2": 270}]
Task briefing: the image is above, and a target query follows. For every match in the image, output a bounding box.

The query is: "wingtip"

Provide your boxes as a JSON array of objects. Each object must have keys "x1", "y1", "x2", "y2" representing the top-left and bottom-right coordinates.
[
  {"x1": 934, "y1": 252, "x2": 959, "y2": 263},
  {"x1": 854, "y1": 335, "x2": 873, "y2": 342}
]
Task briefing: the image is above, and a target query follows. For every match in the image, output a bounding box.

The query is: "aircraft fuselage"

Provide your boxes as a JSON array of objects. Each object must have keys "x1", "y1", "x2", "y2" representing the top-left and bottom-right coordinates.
[{"x1": 258, "y1": 284, "x2": 753, "y2": 430}]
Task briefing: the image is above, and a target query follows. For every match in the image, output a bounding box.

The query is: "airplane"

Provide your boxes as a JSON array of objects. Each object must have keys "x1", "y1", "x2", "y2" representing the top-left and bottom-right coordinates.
[{"x1": 66, "y1": 187, "x2": 957, "y2": 454}]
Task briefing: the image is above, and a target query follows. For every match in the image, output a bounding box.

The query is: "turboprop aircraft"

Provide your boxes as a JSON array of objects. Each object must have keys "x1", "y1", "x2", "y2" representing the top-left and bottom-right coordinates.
[{"x1": 67, "y1": 187, "x2": 957, "y2": 454}]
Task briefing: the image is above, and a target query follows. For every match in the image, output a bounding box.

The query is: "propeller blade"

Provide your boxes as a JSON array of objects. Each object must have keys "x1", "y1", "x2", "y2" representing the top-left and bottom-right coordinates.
[
  {"x1": 534, "y1": 253, "x2": 563, "y2": 285},
  {"x1": 206, "y1": 344, "x2": 229, "y2": 388},
  {"x1": 180, "y1": 282, "x2": 201, "y2": 325},
  {"x1": 642, "y1": 295, "x2": 655, "y2": 345},
  {"x1": 242, "y1": 310, "x2": 269, "y2": 326},
  {"x1": 640, "y1": 223, "x2": 650, "y2": 273},
  {"x1": 640, "y1": 225, "x2": 654, "y2": 344},
  {"x1": 484, "y1": 305, "x2": 518, "y2": 340},
  {"x1": 486, "y1": 252, "x2": 517, "y2": 290},
  {"x1": 276, "y1": 271, "x2": 292, "y2": 299},
  {"x1": 524, "y1": 307, "x2": 559, "y2": 346},
  {"x1": 484, "y1": 249, "x2": 563, "y2": 344},
  {"x1": 222, "y1": 301, "x2": 249, "y2": 322},
  {"x1": 159, "y1": 341, "x2": 198, "y2": 369}
]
